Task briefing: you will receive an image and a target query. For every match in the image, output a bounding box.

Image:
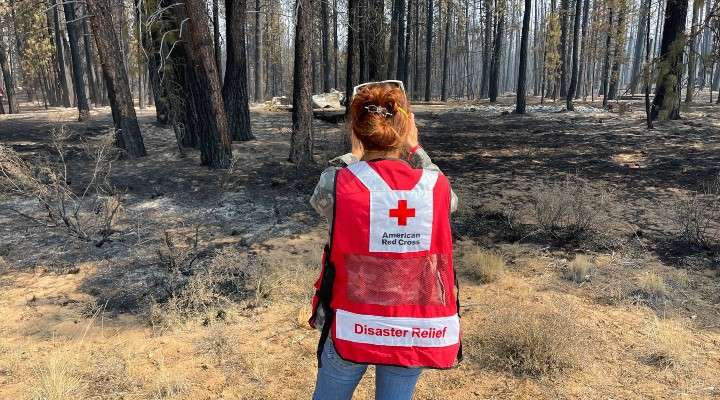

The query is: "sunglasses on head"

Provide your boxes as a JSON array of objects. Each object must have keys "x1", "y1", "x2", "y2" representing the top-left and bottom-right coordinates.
[{"x1": 351, "y1": 80, "x2": 406, "y2": 99}]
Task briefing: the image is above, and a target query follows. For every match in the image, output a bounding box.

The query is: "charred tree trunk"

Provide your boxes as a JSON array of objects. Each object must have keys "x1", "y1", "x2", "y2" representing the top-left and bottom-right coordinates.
[
  {"x1": 601, "y1": 7, "x2": 612, "y2": 107},
  {"x1": 575, "y1": 0, "x2": 590, "y2": 99},
  {"x1": 224, "y1": 0, "x2": 254, "y2": 142},
  {"x1": 82, "y1": 3, "x2": 100, "y2": 106},
  {"x1": 346, "y1": 0, "x2": 357, "y2": 110},
  {"x1": 400, "y1": 0, "x2": 411, "y2": 86},
  {"x1": 53, "y1": 0, "x2": 72, "y2": 107},
  {"x1": 388, "y1": 0, "x2": 400, "y2": 78},
  {"x1": 480, "y1": 0, "x2": 493, "y2": 98},
  {"x1": 489, "y1": 1, "x2": 505, "y2": 102},
  {"x1": 368, "y1": 0, "x2": 386, "y2": 80},
  {"x1": 441, "y1": 1, "x2": 452, "y2": 101},
  {"x1": 177, "y1": 0, "x2": 233, "y2": 166},
  {"x1": 255, "y1": 0, "x2": 265, "y2": 100},
  {"x1": 320, "y1": 0, "x2": 333, "y2": 91},
  {"x1": 607, "y1": 5, "x2": 625, "y2": 100},
  {"x1": 629, "y1": 0, "x2": 650, "y2": 94},
  {"x1": 424, "y1": 0, "x2": 434, "y2": 101},
  {"x1": 291, "y1": 0, "x2": 315, "y2": 166},
  {"x1": 412, "y1": 0, "x2": 420, "y2": 99},
  {"x1": 333, "y1": 0, "x2": 339, "y2": 89},
  {"x1": 396, "y1": 0, "x2": 407, "y2": 83},
  {"x1": 516, "y1": 0, "x2": 531, "y2": 113},
  {"x1": 559, "y1": 0, "x2": 569, "y2": 97},
  {"x1": 651, "y1": 0, "x2": 688, "y2": 120},
  {"x1": 63, "y1": 0, "x2": 90, "y2": 120},
  {"x1": 86, "y1": 0, "x2": 146, "y2": 157},
  {"x1": 213, "y1": 0, "x2": 222, "y2": 80},
  {"x1": 566, "y1": 0, "x2": 581, "y2": 110},
  {"x1": 685, "y1": 0, "x2": 700, "y2": 103},
  {"x1": 0, "y1": 41, "x2": 18, "y2": 114}
]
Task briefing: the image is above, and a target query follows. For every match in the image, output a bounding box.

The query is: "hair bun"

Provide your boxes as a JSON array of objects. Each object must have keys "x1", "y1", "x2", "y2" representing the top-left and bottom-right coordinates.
[{"x1": 350, "y1": 84, "x2": 410, "y2": 151}]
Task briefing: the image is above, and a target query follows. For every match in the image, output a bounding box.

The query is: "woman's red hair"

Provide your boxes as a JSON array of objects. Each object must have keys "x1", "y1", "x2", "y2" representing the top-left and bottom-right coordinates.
[{"x1": 349, "y1": 83, "x2": 410, "y2": 151}]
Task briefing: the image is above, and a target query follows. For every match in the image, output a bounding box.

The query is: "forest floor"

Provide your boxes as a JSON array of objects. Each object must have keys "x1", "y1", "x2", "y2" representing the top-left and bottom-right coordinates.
[{"x1": 1, "y1": 96, "x2": 720, "y2": 399}]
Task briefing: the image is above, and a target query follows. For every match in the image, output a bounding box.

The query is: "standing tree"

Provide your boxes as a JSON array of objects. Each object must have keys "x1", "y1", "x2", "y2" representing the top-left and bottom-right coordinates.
[
  {"x1": 489, "y1": 0, "x2": 506, "y2": 102},
  {"x1": 291, "y1": 0, "x2": 315, "y2": 166},
  {"x1": 628, "y1": 0, "x2": 650, "y2": 94},
  {"x1": 255, "y1": 0, "x2": 265, "y2": 101},
  {"x1": 441, "y1": 0, "x2": 452, "y2": 101},
  {"x1": 177, "y1": 0, "x2": 233, "y2": 167},
  {"x1": 685, "y1": 0, "x2": 701, "y2": 103},
  {"x1": 62, "y1": 0, "x2": 90, "y2": 120},
  {"x1": 346, "y1": 0, "x2": 357, "y2": 111},
  {"x1": 651, "y1": 0, "x2": 689, "y2": 120},
  {"x1": 480, "y1": 0, "x2": 493, "y2": 97},
  {"x1": 0, "y1": 32, "x2": 18, "y2": 113},
  {"x1": 81, "y1": 3, "x2": 100, "y2": 106},
  {"x1": 52, "y1": 0, "x2": 71, "y2": 107},
  {"x1": 85, "y1": 0, "x2": 146, "y2": 157},
  {"x1": 424, "y1": 0, "x2": 434, "y2": 100},
  {"x1": 224, "y1": 0, "x2": 254, "y2": 141},
  {"x1": 367, "y1": 0, "x2": 386, "y2": 80},
  {"x1": 516, "y1": 0, "x2": 531, "y2": 113},
  {"x1": 396, "y1": 0, "x2": 408, "y2": 83},
  {"x1": 566, "y1": 0, "x2": 582, "y2": 110},
  {"x1": 320, "y1": 0, "x2": 332, "y2": 91},
  {"x1": 559, "y1": 0, "x2": 569, "y2": 97}
]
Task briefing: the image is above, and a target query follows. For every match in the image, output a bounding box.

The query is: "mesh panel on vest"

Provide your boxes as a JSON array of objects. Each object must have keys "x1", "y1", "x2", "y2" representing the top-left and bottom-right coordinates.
[{"x1": 345, "y1": 254, "x2": 449, "y2": 306}]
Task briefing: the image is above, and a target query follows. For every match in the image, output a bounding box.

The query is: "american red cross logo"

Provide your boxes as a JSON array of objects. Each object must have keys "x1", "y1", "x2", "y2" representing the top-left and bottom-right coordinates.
[{"x1": 389, "y1": 199, "x2": 416, "y2": 226}]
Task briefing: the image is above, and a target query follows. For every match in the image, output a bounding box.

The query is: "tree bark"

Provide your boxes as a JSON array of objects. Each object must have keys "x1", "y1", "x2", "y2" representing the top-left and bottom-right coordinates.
[
  {"x1": 82, "y1": 3, "x2": 100, "y2": 106},
  {"x1": 320, "y1": 0, "x2": 333, "y2": 91},
  {"x1": 213, "y1": 0, "x2": 223, "y2": 80},
  {"x1": 333, "y1": 0, "x2": 339, "y2": 89},
  {"x1": 489, "y1": 0, "x2": 505, "y2": 102},
  {"x1": 388, "y1": 0, "x2": 400, "y2": 78},
  {"x1": 0, "y1": 48, "x2": 18, "y2": 114},
  {"x1": 628, "y1": 0, "x2": 650, "y2": 94},
  {"x1": 516, "y1": 0, "x2": 531, "y2": 113},
  {"x1": 685, "y1": 0, "x2": 700, "y2": 103},
  {"x1": 400, "y1": 0, "x2": 411, "y2": 86},
  {"x1": 177, "y1": 0, "x2": 233, "y2": 166},
  {"x1": 255, "y1": 0, "x2": 265, "y2": 100},
  {"x1": 566, "y1": 0, "x2": 581, "y2": 110},
  {"x1": 224, "y1": 0, "x2": 254, "y2": 142},
  {"x1": 52, "y1": 0, "x2": 72, "y2": 107},
  {"x1": 424, "y1": 0, "x2": 434, "y2": 101},
  {"x1": 651, "y1": 0, "x2": 688, "y2": 120},
  {"x1": 480, "y1": 0, "x2": 493, "y2": 98},
  {"x1": 441, "y1": 1, "x2": 452, "y2": 101},
  {"x1": 559, "y1": 0, "x2": 569, "y2": 97},
  {"x1": 86, "y1": 0, "x2": 146, "y2": 157},
  {"x1": 607, "y1": 3, "x2": 626, "y2": 100},
  {"x1": 346, "y1": 0, "x2": 357, "y2": 105},
  {"x1": 601, "y1": 7, "x2": 612, "y2": 107},
  {"x1": 412, "y1": 0, "x2": 420, "y2": 98},
  {"x1": 63, "y1": 0, "x2": 91, "y2": 120},
  {"x1": 291, "y1": 0, "x2": 315, "y2": 166},
  {"x1": 575, "y1": 0, "x2": 590, "y2": 99},
  {"x1": 367, "y1": 0, "x2": 386, "y2": 80}
]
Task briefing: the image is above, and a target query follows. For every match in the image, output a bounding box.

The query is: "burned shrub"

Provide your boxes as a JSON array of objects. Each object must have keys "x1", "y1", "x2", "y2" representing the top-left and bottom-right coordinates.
[
  {"x1": 668, "y1": 175, "x2": 720, "y2": 251},
  {"x1": 530, "y1": 175, "x2": 611, "y2": 243},
  {"x1": 0, "y1": 128, "x2": 121, "y2": 245}
]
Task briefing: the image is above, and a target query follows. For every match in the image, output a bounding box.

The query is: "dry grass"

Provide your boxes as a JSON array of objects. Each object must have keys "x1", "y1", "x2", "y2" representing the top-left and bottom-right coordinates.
[
  {"x1": 460, "y1": 248, "x2": 505, "y2": 283},
  {"x1": 637, "y1": 271, "x2": 668, "y2": 303},
  {"x1": 563, "y1": 254, "x2": 593, "y2": 283},
  {"x1": 644, "y1": 318, "x2": 699, "y2": 371},
  {"x1": 30, "y1": 351, "x2": 85, "y2": 400},
  {"x1": 467, "y1": 300, "x2": 585, "y2": 377}
]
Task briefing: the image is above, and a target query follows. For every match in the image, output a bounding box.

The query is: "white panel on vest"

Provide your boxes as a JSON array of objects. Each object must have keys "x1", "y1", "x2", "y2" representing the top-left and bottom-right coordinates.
[
  {"x1": 348, "y1": 162, "x2": 437, "y2": 253},
  {"x1": 370, "y1": 190, "x2": 433, "y2": 252}
]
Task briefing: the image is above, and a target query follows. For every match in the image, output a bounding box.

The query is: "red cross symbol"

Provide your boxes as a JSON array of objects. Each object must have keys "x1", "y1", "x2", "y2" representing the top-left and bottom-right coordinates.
[{"x1": 389, "y1": 199, "x2": 416, "y2": 226}]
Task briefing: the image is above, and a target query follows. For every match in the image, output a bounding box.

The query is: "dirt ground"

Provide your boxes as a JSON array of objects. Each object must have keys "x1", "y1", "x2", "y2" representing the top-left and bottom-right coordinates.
[{"x1": 1, "y1": 97, "x2": 719, "y2": 399}]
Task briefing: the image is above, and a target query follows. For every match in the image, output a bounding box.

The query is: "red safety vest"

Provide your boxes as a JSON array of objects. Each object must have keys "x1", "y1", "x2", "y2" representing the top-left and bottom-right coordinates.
[{"x1": 310, "y1": 159, "x2": 461, "y2": 369}]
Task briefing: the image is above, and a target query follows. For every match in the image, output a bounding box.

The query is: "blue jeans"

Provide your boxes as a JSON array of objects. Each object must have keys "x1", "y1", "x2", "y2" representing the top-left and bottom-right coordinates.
[{"x1": 312, "y1": 340, "x2": 422, "y2": 400}]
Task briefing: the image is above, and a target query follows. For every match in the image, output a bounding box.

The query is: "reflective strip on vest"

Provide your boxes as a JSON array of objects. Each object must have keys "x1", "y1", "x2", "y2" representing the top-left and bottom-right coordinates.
[{"x1": 335, "y1": 309, "x2": 460, "y2": 347}]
